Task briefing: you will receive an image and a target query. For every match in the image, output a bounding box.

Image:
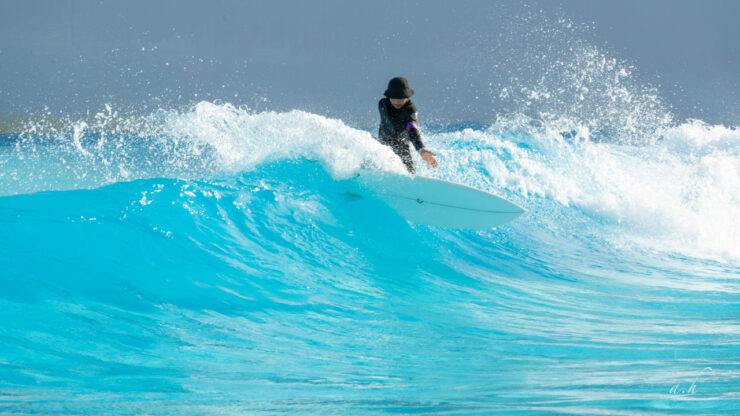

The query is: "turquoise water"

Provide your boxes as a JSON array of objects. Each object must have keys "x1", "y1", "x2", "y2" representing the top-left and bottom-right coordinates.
[{"x1": 1, "y1": 103, "x2": 738, "y2": 414}]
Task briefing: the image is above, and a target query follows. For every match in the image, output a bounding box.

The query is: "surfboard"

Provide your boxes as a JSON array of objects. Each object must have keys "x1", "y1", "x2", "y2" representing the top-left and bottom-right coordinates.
[{"x1": 346, "y1": 171, "x2": 525, "y2": 229}]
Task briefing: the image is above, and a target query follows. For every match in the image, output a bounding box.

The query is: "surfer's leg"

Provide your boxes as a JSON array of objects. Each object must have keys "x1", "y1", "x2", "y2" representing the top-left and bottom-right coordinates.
[
  {"x1": 392, "y1": 143, "x2": 416, "y2": 174},
  {"x1": 379, "y1": 136, "x2": 416, "y2": 174}
]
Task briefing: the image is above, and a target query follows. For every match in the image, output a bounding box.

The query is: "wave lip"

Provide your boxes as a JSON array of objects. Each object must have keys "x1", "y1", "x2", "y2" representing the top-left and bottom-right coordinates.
[{"x1": 1, "y1": 102, "x2": 408, "y2": 197}]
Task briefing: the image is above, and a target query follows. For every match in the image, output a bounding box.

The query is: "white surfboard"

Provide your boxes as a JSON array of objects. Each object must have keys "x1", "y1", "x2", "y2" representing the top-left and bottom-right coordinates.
[{"x1": 347, "y1": 171, "x2": 525, "y2": 229}]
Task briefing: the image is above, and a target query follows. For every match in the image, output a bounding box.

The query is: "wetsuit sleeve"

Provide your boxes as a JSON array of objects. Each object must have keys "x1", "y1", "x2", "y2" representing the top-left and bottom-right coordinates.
[
  {"x1": 407, "y1": 124, "x2": 424, "y2": 151},
  {"x1": 405, "y1": 104, "x2": 425, "y2": 151}
]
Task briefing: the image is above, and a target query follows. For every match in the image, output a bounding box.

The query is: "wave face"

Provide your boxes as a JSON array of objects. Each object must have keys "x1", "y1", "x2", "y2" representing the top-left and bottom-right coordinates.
[{"x1": 1, "y1": 102, "x2": 739, "y2": 414}]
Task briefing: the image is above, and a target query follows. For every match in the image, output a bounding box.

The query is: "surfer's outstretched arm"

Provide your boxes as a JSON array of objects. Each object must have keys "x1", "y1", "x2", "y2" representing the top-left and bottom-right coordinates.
[{"x1": 406, "y1": 122, "x2": 438, "y2": 169}]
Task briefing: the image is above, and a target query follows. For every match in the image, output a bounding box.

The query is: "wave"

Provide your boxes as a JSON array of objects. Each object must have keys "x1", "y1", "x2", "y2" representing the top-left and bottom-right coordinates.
[
  {"x1": 1, "y1": 154, "x2": 737, "y2": 413},
  {"x1": 1, "y1": 102, "x2": 739, "y2": 413}
]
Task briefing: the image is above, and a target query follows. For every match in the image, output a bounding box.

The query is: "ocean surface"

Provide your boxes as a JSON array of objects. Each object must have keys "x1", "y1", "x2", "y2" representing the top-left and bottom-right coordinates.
[{"x1": 1, "y1": 96, "x2": 739, "y2": 415}]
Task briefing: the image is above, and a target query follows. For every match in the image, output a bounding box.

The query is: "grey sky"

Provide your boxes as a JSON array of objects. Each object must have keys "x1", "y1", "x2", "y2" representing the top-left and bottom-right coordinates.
[{"x1": 1, "y1": 0, "x2": 739, "y2": 126}]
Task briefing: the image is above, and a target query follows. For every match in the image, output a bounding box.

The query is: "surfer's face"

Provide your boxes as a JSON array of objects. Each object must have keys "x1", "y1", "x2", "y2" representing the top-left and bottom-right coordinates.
[{"x1": 389, "y1": 98, "x2": 408, "y2": 109}]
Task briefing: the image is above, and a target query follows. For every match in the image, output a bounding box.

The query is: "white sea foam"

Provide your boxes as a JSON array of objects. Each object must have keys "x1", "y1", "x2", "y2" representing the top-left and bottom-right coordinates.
[
  {"x1": 157, "y1": 101, "x2": 407, "y2": 178},
  {"x1": 428, "y1": 116, "x2": 740, "y2": 262},
  {"x1": 1, "y1": 102, "x2": 408, "y2": 196}
]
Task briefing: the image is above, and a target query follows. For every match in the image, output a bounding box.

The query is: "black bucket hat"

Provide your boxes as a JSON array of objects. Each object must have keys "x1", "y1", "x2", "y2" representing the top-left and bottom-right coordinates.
[{"x1": 384, "y1": 77, "x2": 414, "y2": 98}]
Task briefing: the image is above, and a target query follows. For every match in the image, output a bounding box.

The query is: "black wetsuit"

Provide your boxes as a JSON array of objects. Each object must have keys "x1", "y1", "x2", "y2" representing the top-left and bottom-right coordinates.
[{"x1": 377, "y1": 98, "x2": 425, "y2": 173}]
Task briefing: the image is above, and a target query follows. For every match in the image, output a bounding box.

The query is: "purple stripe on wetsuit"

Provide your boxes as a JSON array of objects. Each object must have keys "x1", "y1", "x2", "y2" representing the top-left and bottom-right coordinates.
[{"x1": 406, "y1": 121, "x2": 418, "y2": 132}]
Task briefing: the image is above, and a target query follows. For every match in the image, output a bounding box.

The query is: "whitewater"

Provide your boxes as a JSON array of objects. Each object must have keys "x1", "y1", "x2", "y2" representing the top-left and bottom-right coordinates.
[{"x1": 1, "y1": 18, "x2": 740, "y2": 411}]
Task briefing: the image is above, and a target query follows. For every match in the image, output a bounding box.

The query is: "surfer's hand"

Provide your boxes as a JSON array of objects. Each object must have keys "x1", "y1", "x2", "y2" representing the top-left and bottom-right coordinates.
[{"x1": 420, "y1": 149, "x2": 438, "y2": 169}]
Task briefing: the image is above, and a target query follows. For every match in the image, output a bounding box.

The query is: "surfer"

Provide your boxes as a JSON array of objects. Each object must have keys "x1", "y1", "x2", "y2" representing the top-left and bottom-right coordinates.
[{"x1": 378, "y1": 77, "x2": 438, "y2": 173}]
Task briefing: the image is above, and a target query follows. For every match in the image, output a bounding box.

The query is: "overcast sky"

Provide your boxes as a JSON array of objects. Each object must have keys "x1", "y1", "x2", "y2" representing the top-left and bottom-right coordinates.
[{"x1": 1, "y1": 0, "x2": 739, "y2": 126}]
